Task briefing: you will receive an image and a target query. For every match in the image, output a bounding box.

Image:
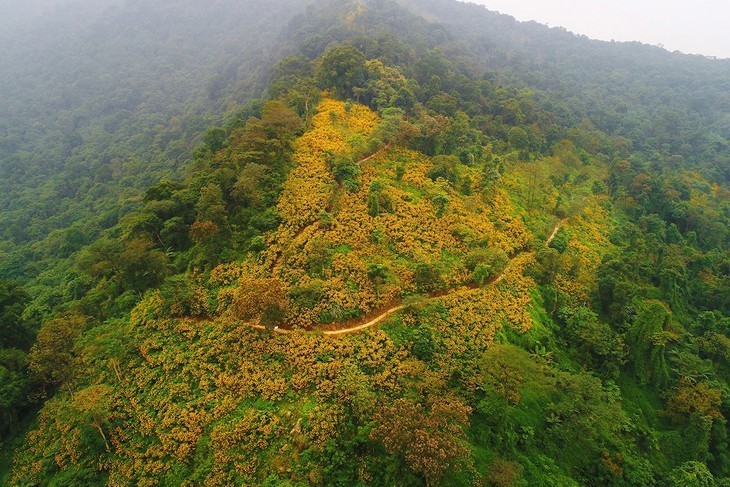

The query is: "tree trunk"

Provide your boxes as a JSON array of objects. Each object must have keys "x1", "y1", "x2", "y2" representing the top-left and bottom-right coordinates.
[{"x1": 92, "y1": 418, "x2": 111, "y2": 452}]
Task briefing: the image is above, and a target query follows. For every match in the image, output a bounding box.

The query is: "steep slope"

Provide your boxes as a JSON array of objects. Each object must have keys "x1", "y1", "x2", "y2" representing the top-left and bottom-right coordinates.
[
  {"x1": 8, "y1": 97, "x2": 612, "y2": 486},
  {"x1": 0, "y1": 0, "x2": 310, "y2": 285}
]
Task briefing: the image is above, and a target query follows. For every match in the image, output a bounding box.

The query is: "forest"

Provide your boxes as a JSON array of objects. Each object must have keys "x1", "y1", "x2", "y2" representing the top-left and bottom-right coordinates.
[{"x1": 1, "y1": 0, "x2": 730, "y2": 485}]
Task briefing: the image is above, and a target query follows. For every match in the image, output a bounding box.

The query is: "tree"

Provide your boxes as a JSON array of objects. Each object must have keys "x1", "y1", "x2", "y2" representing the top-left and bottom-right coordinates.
[
  {"x1": 558, "y1": 306, "x2": 627, "y2": 377},
  {"x1": 287, "y1": 77, "x2": 321, "y2": 124},
  {"x1": 28, "y1": 312, "x2": 89, "y2": 390},
  {"x1": 232, "y1": 163, "x2": 268, "y2": 209},
  {"x1": 203, "y1": 127, "x2": 227, "y2": 153},
  {"x1": 0, "y1": 280, "x2": 33, "y2": 350},
  {"x1": 414, "y1": 263, "x2": 445, "y2": 293},
  {"x1": 367, "y1": 180, "x2": 393, "y2": 217},
  {"x1": 426, "y1": 155, "x2": 460, "y2": 186},
  {"x1": 367, "y1": 263, "x2": 389, "y2": 299},
  {"x1": 71, "y1": 384, "x2": 114, "y2": 452},
  {"x1": 77, "y1": 237, "x2": 168, "y2": 293},
  {"x1": 259, "y1": 100, "x2": 303, "y2": 145},
  {"x1": 432, "y1": 193, "x2": 450, "y2": 217},
  {"x1": 627, "y1": 300, "x2": 676, "y2": 388},
  {"x1": 196, "y1": 183, "x2": 228, "y2": 228},
  {"x1": 365, "y1": 59, "x2": 409, "y2": 110},
  {"x1": 438, "y1": 112, "x2": 475, "y2": 155},
  {"x1": 0, "y1": 348, "x2": 30, "y2": 436},
  {"x1": 317, "y1": 45, "x2": 368, "y2": 99},
  {"x1": 667, "y1": 378, "x2": 722, "y2": 422},
  {"x1": 468, "y1": 248, "x2": 509, "y2": 286},
  {"x1": 370, "y1": 397, "x2": 471, "y2": 486},
  {"x1": 330, "y1": 155, "x2": 360, "y2": 191},
  {"x1": 269, "y1": 54, "x2": 314, "y2": 100},
  {"x1": 228, "y1": 100, "x2": 301, "y2": 168},
  {"x1": 231, "y1": 275, "x2": 289, "y2": 329},
  {"x1": 117, "y1": 238, "x2": 170, "y2": 291},
  {"x1": 668, "y1": 461, "x2": 715, "y2": 487},
  {"x1": 373, "y1": 107, "x2": 406, "y2": 144}
]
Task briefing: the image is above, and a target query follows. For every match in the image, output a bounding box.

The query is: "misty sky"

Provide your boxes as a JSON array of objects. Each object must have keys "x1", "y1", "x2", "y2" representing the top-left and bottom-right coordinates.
[{"x1": 465, "y1": 0, "x2": 730, "y2": 59}]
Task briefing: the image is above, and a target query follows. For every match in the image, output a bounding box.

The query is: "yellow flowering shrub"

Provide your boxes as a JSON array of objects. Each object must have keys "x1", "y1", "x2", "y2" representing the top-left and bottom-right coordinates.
[{"x1": 554, "y1": 197, "x2": 612, "y2": 304}]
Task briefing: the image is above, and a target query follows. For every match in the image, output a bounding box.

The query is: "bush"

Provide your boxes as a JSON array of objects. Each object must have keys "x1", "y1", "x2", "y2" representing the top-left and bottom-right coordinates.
[
  {"x1": 413, "y1": 263, "x2": 445, "y2": 293},
  {"x1": 330, "y1": 156, "x2": 361, "y2": 191}
]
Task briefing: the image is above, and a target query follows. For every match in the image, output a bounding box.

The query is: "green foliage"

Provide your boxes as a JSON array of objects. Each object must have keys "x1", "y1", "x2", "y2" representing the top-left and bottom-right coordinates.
[
  {"x1": 548, "y1": 228, "x2": 569, "y2": 254},
  {"x1": 0, "y1": 280, "x2": 34, "y2": 350},
  {"x1": 0, "y1": 348, "x2": 30, "y2": 437},
  {"x1": 432, "y1": 192, "x2": 450, "y2": 217},
  {"x1": 668, "y1": 461, "x2": 715, "y2": 487},
  {"x1": 28, "y1": 312, "x2": 90, "y2": 390},
  {"x1": 558, "y1": 306, "x2": 627, "y2": 378},
  {"x1": 627, "y1": 300, "x2": 675, "y2": 388},
  {"x1": 317, "y1": 45, "x2": 368, "y2": 99},
  {"x1": 413, "y1": 263, "x2": 445, "y2": 293},
  {"x1": 330, "y1": 155, "x2": 361, "y2": 192},
  {"x1": 468, "y1": 249, "x2": 509, "y2": 286},
  {"x1": 367, "y1": 180, "x2": 394, "y2": 217},
  {"x1": 290, "y1": 280, "x2": 325, "y2": 310},
  {"x1": 426, "y1": 155, "x2": 461, "y2": 186}
]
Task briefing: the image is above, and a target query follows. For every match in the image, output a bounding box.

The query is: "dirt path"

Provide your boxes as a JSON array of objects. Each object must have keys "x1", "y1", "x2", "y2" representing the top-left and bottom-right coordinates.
[
  {"x1": 250, "y1": 219, "x2": 566, "y2": 337},
  {"x1": 323, "y1": 304, "x2": 405, "y2": 336},
  {"x1": 357, "y1": 142, "x2": 391, "y2": 164},
  {"x1": 546, "y1": 219, "x2": 566, "y2": 246}
]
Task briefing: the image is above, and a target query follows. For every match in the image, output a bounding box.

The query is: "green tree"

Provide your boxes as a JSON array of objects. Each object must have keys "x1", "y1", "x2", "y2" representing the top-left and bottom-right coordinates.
[
  {"x1": 367, "y1": 263, "x2": 389, "y2": 299},
  {"x1": 0, "y1": 280, "x2": 33, "y2": 350},
  {"x1": 414, "y1": 263, "x2": 445, "y2": 293},
  {"x1": 28, "y1": 312, "x2": 89, "y2": 390},
  {"x1": 331, "y1": 155, "x2": 361, "y2": 191},
  {"x1": 0, "y1": 348, "x2": 30, "y2": 436},
  {"x1": 627, "y1": 300, "x2": 676, "y2": 388},
  {"x1": 317, "y1": 45, "x2": 368, "y2": 99},
  {"x1": 469, "y1": 248, "x2": 509, "y2": 286},
  {"x1": 71, "y1": 384, "x2": 114, "y2": 452},
  {"x1": 374, "y1": 107, "x2": 406, "y2": 144},
  {"x1": 367, "y1": 180, "x2": 393, "y2": 217},
  {"x1": 426, "y1": 155, "x2": 460, "y2": 186},
  {"x1": 203, "y1": 127, "x2": 227, "y2": 153},
  {"x1": 558, "y1": 306, "x2": 627, "y2": 377},
  {"x1": 668, "y1": 461, "x2": 715, "y2": 487}
]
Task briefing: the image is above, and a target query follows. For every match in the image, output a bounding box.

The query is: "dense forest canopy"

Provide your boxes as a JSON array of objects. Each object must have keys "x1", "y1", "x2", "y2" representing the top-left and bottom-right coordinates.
[
  {"x1": 0, "y1": 0, "x2": 311, "y2": 282},
  {"x1": 1, "y1": 0, "x2": 730, "y2": 485}
]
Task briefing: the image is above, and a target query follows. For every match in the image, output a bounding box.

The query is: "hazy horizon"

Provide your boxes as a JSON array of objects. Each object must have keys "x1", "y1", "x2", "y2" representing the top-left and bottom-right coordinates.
[{"x1": 465, "y1": 0, "x2": 730, "y2": 59}]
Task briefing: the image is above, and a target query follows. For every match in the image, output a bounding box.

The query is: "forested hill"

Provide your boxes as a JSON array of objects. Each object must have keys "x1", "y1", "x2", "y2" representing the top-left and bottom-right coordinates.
[
  {"x1": 398, "y1": 0, "x2": 730, "y2": 179},
  {"x1": 2, "y1": 0, "x2": 730, "y2": 286},
  {"x1": 2, "y1": 0, "x2": 730, "y2": 485},
  {"x1": 0, "y1": 0, "x2": 310, "y2": 283}
]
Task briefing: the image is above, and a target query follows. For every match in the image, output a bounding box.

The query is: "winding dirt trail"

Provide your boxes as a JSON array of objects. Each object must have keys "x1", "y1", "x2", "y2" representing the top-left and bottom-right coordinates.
[
  {"x1": 322, "y1": 304, "x2": 405, "y2": 336},
  {"x1": 356, "y1": 142, "x2": 391, "y2": 165},
  {"x1": 250, "y1": 219, "x2": 567, "y2": 337}
]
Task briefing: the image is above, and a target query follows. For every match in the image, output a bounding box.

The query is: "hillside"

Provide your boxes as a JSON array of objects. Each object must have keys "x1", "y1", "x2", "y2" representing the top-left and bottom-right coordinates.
[
  {"x1": 8, "y1": 96, "x2": 614, "y2": 486},
  {"x1": 0, "y1": 0, "x2": 310, "y2": 291},
  {"x1": 2, "y1": 0, "x2": 730, "y2": 485}
]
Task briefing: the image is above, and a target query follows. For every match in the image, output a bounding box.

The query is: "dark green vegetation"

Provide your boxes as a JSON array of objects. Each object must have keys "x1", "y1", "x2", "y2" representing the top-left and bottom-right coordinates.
[{"x1": 2, "y1": 0, "x2": 730, "y2": 485}]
